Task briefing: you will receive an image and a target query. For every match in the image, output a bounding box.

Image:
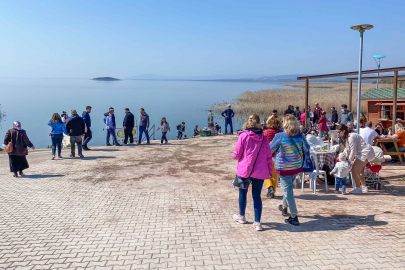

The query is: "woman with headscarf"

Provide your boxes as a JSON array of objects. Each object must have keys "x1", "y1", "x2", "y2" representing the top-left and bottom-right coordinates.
[{"x1": 4, "y1": 121, "x2": 35, "y2": 177}]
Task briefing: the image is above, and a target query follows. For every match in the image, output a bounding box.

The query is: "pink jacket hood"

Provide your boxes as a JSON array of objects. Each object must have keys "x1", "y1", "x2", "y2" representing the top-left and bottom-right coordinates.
[{"x1": 233, "y1": 130, "x2": 273, "y2": 180}]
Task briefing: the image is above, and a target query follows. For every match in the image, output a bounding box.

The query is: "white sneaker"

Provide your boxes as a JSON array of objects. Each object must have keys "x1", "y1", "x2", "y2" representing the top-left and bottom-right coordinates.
[
  {"x1": 349, "y1": 188, "x2": 362, "y2": 194},
  {"x1": 253, "y1": 222, "x2": 263, "y2": 231},
  {"x1": 362, "y1": 186, "x2": 369, "y2": 193}
]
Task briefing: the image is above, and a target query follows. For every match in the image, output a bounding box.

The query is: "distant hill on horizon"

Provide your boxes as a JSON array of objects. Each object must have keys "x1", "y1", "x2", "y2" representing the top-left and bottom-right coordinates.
[{"x1": 92, "y1": 77, "x2": 120, "y2": 81}]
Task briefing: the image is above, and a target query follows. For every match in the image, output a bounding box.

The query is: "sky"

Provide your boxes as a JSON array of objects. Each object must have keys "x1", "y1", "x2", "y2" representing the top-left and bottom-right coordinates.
[{"x1": 0, "y1": 0, "x2": 404, "y2": 79}]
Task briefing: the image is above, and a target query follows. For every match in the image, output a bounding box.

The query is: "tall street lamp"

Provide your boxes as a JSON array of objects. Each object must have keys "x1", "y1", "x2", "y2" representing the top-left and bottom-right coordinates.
[
  {"x1": 373, "y1": 54, "x2": 386, "y2": 89},
  {"x1": 351, "y1": 24, "x2": 374, "y2": 134}
]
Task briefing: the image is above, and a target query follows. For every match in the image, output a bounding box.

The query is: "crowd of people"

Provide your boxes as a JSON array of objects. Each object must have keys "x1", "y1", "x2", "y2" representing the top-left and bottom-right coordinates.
[
  {"x1": 3, "y1": 104, "x2": 238, "y2": 177},
  {"x1": 231, "y1": 102, "x2": 404, "y2": 230},
  {"x1": 3, "y1": 101, "x2": 402, "y2": 230}
]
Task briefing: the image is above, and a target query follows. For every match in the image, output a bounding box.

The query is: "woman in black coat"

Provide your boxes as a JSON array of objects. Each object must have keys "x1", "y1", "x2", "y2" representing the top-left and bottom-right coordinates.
[{"x1": 4, "y1": 121, "x2": 35, "y2": 177}]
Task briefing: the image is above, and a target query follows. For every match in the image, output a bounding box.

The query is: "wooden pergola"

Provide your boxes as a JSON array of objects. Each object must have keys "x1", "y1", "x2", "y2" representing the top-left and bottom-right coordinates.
[
  {"x1": 346, "y1": 76, "x2": 405, "y2": 110},
  {"x1": 297, "y1": 66, "x2": 405, "y2": 129}
]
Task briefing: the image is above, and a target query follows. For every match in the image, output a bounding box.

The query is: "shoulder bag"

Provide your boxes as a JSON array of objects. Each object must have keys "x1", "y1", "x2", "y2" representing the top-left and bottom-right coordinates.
[
  {"x1": 5, "y1": 130, "x2": 14, "y2": 154},
  {"x1": 287, "y1": 133, "x2": 314, "y2": 173},
  {"x1": 232, "y1": 134, "x2": 264, "y2": 189},
  {"x1": 49, "y1": 124, "x2": 57, "y2": 136}
]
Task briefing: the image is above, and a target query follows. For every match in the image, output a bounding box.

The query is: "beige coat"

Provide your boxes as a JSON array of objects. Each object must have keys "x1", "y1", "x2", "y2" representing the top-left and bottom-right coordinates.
[{"x1": 344, "y1": 133, "x2": 375, "y2": 162}]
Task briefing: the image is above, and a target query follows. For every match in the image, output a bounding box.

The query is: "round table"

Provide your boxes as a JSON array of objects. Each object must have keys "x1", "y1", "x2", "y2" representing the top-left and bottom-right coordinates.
[{"x1": 311, "y1": 151, "x2": 337, "y2": 169}]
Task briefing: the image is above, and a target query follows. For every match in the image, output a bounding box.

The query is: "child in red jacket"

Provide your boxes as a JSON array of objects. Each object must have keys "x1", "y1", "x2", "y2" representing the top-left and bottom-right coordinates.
[{"x1": 318, "y1": 111, "x2": 327, "y2": 140}]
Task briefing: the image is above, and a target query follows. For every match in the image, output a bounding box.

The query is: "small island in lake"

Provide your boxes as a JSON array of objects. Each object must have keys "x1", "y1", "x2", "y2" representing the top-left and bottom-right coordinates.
[{"x1": 92, "y1": 77, "x2": 120, "y2": 81}]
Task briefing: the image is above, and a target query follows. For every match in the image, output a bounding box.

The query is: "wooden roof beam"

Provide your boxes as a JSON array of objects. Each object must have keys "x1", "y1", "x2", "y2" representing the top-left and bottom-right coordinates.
[
  {"x1": 346, "y1": 75, "x2": 405, "y2": 81},
  {"x1": 297, "y1": 66, "x2": 405, "y2": 80}
]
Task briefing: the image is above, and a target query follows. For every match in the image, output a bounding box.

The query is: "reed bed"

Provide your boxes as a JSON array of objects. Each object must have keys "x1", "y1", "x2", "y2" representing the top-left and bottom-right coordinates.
[{"x1": 212, "y1": 82, "x2": 392, "y2": 121}]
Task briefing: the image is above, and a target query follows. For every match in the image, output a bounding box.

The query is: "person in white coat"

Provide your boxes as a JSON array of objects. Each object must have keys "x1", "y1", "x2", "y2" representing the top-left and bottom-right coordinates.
[{"x1": 337, "y1": 124, "x2": 375, "y2": 194}]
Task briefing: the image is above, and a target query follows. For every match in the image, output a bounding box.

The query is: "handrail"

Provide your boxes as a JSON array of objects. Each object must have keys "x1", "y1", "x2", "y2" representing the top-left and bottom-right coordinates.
[{"x1": 141, "y1": 124, "x2": 155, "y2": 142}]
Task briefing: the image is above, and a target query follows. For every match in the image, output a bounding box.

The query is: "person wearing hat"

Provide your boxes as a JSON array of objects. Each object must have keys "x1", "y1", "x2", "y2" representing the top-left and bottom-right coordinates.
[
  {"x1": 123, "y1": 108, "x2": 135, "y2": 145},
  {"x1": 82, "y1": 106, "x2": 92, "y2": 150}
]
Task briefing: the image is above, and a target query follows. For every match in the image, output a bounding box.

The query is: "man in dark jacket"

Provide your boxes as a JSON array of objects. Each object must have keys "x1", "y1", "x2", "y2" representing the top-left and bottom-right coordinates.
[
  {"x1": 294, "y1": 106, "x2": 301, "y2": 120},
  {"x1": 123, "y1": 108, "x2": 135, "y2": 144},
  {"x1": 284, "y1": 105, "x2": 294, "y2": 115},
  {"x1": 221, "y1": 104, "x2": 235, "y2": 134},
  {"x1": 138, "y1": 108, "x2": 150, "y2": 145},
  {"x1": 66, "y1": 110, "x2": 85, "y2": 158},
  {"x1": 82, "y1": 106, "x2": 92, "y2": 150},
  {"x1": 331, "y1": 107, "x2": 339, "y2": 130},
  {"x1": 313, "y1": 103, "x2": 323, "y2": 124}
]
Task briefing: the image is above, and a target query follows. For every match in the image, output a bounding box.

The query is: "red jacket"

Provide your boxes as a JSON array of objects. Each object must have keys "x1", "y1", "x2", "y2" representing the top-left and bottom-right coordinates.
[
  {"x1": 263, "y1": 128, "x2": 283, "y2": 143},
  {"x1": 318, "y1": 116, "x2": 327, "y2": 131}
]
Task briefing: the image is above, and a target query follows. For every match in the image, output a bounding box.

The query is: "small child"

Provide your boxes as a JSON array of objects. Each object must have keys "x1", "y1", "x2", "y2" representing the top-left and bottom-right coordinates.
[
  {"x1": 330, "y1": 153, "x2": 351, "y2": 194},
  {"x1": 177, "y1": 122, "x2": 185, "y2": 140},
  {"x1": 215, "y1": 122, "x2": 221, "y2": 134}
]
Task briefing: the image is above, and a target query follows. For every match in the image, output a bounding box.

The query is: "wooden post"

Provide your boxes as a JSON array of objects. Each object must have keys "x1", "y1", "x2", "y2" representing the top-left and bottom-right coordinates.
[
  {"x1": 393, "y1": 71, "x2": 398, "y2": 129},
  {"x1": 349, "y1": 80, "x2": 353, "y2": 112},
  {"x1": 305, "y1": 79, "x2": 309, "y2": 127}
]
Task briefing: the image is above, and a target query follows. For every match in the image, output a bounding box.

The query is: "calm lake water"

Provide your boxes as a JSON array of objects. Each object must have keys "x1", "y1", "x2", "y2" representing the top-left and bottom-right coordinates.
[{"x1": 0, "y1": 78, "x2": 291, "y2": 148}]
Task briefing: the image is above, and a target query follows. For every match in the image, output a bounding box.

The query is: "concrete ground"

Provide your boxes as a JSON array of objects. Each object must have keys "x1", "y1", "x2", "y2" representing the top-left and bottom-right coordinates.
[{"x1": 0, "y1": 136, "x2": 405, "y2": 270}]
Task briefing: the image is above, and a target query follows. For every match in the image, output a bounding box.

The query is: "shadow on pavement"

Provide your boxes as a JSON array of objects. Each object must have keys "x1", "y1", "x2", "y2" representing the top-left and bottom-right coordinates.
[
  {"x1": 81, "y1": 156, "x2": 115, "y2": 160},
  {"x1": 296, "y1": 194, "x2": 348, "y2": 201},
  {"x1": 88, "y1": 149, "x2": 120, "y2": 152},
  {"x1": 24, "y1": 174, "x2": 64, "y2": 179},
  {"x1": 262, "y1": 214, "x2": 387, "y2": 232}
]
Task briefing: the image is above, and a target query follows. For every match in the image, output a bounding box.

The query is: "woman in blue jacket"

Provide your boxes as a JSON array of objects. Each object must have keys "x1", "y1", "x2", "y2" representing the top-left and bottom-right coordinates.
[{"x1": 48, "y1": 113, "x2": 68, "y2": 160}]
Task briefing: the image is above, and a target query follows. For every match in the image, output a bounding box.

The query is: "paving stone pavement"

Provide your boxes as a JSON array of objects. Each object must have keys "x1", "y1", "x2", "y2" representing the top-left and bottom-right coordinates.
[{"x1": 1, "y1": 136, "x2": 405, "y2": 270}]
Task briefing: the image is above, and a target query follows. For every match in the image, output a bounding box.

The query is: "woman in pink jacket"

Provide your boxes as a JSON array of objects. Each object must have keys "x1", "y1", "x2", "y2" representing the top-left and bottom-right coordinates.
[{"x1": 232, "y1": 114, "x2": 273, "y2": 231}]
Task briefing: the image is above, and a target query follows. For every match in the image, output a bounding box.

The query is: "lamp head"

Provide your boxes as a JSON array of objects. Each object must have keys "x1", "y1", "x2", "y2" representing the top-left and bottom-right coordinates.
[
  {"x1": 373, "y1": 55, "x2": 386, "y2": 59},
  {"x1": 351, "y1": 24, "x2": 374, "y2": 33}
]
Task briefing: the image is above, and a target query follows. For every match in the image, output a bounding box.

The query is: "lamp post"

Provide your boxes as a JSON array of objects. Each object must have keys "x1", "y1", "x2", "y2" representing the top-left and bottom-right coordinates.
[
  {"x1": 373, "y1": 55, "x2": 386, "y2": 89},
  {"x1": 351, "y1": 24, "x2": 374, "y2": 134}
]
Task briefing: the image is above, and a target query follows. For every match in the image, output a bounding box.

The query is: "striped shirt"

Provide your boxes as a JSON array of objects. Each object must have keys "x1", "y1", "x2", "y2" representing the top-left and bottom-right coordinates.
[{"x1": 270, "y1": 132, "x2": 310, "y2": 175}]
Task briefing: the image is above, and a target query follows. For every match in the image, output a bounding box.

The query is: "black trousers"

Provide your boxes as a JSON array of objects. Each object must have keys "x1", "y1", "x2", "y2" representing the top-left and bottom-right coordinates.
[
  {"x1": 83, "y1": 129, "x2": 92, "y2": 146},
  {"x1": 161, "y1": 132, "x2": 168, "y2": 143},
  {"x1": 124, "y1": 127, "x2": 134, "y2": 144}
]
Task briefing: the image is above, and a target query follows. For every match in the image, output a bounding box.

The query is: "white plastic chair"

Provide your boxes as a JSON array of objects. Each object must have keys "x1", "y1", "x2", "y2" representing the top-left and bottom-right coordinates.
[
  {"x1": 301, "y1": 152, "x2": 328, "y2": 194},
  {"x1": 329, "y1": 130, "x2": 339, "y2": 145},
  {"x1": 330, "y1": 144, "x2": 339, "y2": 152}
]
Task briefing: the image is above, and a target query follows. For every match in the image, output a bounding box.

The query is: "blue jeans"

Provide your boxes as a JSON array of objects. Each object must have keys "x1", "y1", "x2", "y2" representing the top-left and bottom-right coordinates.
[
  {"x1": 388, "y1": 146, "x2": 405, "y2": 152},
  {"x1": 239, "y1": 179, "x2": 264, "y2": 223},
  {"x1": 319, "y1": 131, "x2": 326, "y2": 139},
  {"x1": 106, "y1": 128, "x2": 119, "y2": 145},
  {"x1": 138, "y1": 126, "x2": 150, "y2": 144},
  {"x1": 177, "y1": 131, "x2": 183, "y2": 140},
  {"x1": 279, "y1": 174, "x2": 298, "y2": 215},
  {"x1": 335, "y1": 177, "x2": 347, "y2": 192},
  {"x1": 51, "y1": 134, "x2": 63, "y2": 156},
  {"x1": 225, "y1": 118, "x2": 233, "y2": 134}
]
